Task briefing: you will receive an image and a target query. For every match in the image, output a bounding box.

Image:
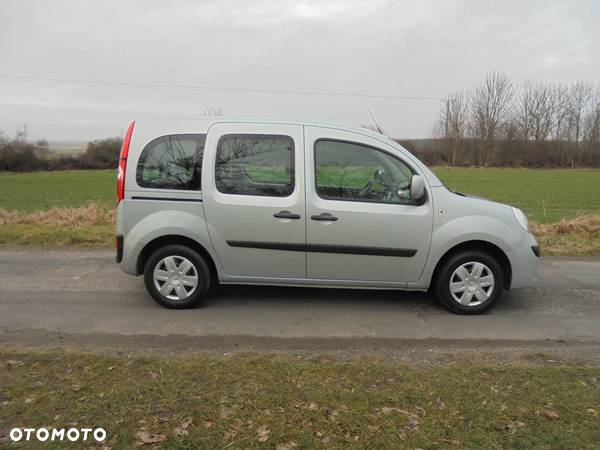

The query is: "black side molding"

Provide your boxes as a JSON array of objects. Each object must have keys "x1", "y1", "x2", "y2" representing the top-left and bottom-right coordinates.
[
  {"x1": 227, "y1": 241, "x2": 305, "y2": 252},
  {"x1": 226, "y1": 241, "x2": 416, "y2": 257},
  {"x1": 131, "y1": 196, "x2": 203, "y2": 202},
  {"x1": 531, "y1": 245, "x2": 540, "y2": 257},
  {"x1": 308, "y1": 243, "x2": 416, "y2": 257}
]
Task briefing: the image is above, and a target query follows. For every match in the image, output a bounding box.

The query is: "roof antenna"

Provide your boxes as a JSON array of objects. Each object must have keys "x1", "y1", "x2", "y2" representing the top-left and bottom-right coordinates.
[{"x1": 366, "y1": 107, "x2": 384, "y2": 134}]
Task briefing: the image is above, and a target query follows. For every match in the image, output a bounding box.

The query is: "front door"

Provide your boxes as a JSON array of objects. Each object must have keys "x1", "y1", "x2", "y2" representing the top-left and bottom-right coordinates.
[
  {"x1": 305, "y1": 126, "x2": 433, "y2": 283},
  {"x1": 203, "y1": 122, "x2": 306, "y2": 278}
]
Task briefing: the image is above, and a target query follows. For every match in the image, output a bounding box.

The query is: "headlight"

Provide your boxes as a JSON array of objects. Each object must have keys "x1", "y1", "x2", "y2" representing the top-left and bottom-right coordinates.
[{"x1": 512, "y1": 207, "x2": 528, "y2": 231}]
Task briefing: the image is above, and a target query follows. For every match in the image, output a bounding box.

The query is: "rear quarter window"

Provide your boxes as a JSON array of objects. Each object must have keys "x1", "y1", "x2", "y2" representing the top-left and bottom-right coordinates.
[{"x1": 136, "y1": 134, "x2": 206, "y2": 190}]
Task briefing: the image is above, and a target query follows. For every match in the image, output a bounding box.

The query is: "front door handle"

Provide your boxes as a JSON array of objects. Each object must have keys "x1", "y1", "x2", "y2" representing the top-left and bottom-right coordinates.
[
  {"x1": 273, "y1": 210, "x2": 301, "y2": 219},
  {"x1": 311, "y1": 212, "x2": 338, "y2": 221}
]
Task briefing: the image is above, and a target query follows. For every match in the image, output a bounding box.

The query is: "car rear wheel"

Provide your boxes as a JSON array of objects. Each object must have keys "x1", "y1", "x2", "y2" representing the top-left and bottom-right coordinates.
[
  {"x1": 143, "y1": 245, "x2": 210, "y2": 309},
  {"x1": 434, "y1": 250, "x2": 504, "y2": 314}
]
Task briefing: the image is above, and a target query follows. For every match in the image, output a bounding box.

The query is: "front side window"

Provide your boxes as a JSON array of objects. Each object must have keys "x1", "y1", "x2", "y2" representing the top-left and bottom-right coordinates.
[
  {"x1": 215, "y1": 134, "x2": 294, "y2": 197},
  {"x1": 315, "y1": 140, "x2": 414, "y2": 204},
  {"x1": 136, "y1": 134, "x2": 206, "y2": 190}
]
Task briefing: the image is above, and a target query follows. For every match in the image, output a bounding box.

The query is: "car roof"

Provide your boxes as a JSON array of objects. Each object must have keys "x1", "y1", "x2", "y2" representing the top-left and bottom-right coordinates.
[{"x1": 132, "y1": 117, "x2": 396, "y2": 144}]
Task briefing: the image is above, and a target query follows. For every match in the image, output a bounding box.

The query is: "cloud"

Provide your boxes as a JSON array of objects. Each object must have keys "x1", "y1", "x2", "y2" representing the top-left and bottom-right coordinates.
[{"x1": 0, "y1": 0, "x2": 598, "y2": 139}]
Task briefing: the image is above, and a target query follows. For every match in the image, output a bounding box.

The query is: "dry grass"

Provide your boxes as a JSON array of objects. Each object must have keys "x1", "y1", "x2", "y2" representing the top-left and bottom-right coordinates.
[
  {"x1": 529, "y1": 215, "x2": 600, "y2": 255},
  {"x1": 0, "y1": 203, "x2": 115, "y2": 227},
  {"x1": 530, "y1": 215, "x2": 600, "y2": 236},
  {"x1": 2, "y1": 349, "x2": 600, "y2": 449},
  {"x1": 5, "y1": 206, "x2": 595, "y2": 236},
  {"x1": 0, "y1": 204, "x2": 115, "y2": 247},
  {"x1": 1, "y1": 205, "x2": 599, "y2": 255}
]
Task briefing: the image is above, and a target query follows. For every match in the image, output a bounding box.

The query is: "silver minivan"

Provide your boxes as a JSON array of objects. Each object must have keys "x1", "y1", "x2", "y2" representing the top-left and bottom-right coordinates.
[{"x1": 116, "y1": 119, "x2": 539, "y2": 314}]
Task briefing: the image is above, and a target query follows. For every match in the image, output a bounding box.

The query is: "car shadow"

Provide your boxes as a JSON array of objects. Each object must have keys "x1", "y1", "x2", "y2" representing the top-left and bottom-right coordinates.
[
  {"x1": 205, "y1": 283, "x2": 444, "y2": 312},
  {"x1": 200, "y1": 283, "x2": 524, "y2": 315}
]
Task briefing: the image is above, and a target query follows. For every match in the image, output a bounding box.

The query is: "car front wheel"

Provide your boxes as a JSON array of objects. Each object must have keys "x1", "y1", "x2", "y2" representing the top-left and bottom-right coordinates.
[
  {"x1": 434, "y1": 250, "x2": 505, "y2": 314},
  {"x1": 143, "y1": 245, "x2": 210, "y2": 309}
]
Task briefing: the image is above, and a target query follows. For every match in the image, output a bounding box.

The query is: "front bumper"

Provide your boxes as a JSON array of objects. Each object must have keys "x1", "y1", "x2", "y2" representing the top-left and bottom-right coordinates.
[{"x1": 506, "y1": 232, "x2": 539, "y2": 289}]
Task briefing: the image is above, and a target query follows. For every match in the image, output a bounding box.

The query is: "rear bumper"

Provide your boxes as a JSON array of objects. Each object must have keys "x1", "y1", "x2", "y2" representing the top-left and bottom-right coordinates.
[
  {"x1": 117, "y1": 233, "x2": 146, "y2": 276},
  {"x1": 507, "y1": 232, "x2": 539, "y2": 289},
  {"x1": 115, "y1": 235, "x2": 124, "y2": 263},
  {"x1": 116, "y1": 201, "x2": 143, "y2": 276}
]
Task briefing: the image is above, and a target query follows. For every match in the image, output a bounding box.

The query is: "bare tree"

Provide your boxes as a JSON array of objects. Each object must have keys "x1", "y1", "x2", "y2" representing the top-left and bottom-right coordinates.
[
  {"x1": 470, "y1": 71, "x2": 513, "y2": 165},
  {"x1": 583, "y1": 89, "x2": 600, "y2": 147},
  {"x1": 516, "y1": 81, "x2": 554, "y2": 141},
  {"x1": 434, "y1": 90, "x2": 469, "y2": 165},
  {"x1": 425, "y1": 76, "x2": 599, "y2": 167},
  {"x1": 550, "y1": 84, "x2": 570, "y2": 141},
  {"x1": 567, "y1": 81, "x2": 593, "y2": 143},
  {"x1": 15, "y1": 123, "x2": 29, "y2": 143}
]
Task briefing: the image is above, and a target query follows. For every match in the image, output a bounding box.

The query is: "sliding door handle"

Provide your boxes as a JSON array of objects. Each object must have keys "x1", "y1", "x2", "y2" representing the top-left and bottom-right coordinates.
[
  {"x1": 273, "y1": 211, "x2": 301, "y2": 219},
  {"x1": 311, "y1": 212, "x2": 338, "y2": 221}
]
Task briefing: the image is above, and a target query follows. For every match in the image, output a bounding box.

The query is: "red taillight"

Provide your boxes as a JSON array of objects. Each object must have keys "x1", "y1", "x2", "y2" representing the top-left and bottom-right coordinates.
[{"x1": 117, "y1": 121, "x2": 135, "y2": 203}]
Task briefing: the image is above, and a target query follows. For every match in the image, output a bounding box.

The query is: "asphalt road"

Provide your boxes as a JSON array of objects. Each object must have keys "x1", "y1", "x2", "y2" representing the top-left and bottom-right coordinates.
[{"x1": 0, "y1": 249, "x2": 599, "y2": 353}]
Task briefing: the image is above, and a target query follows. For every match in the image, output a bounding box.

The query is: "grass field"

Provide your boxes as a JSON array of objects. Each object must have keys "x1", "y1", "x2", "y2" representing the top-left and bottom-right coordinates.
[
  {"x1": 1, "y1": 168, "x2": 599, "y2": 222},
  {"x1": 0, "y1": 170, "x2": 115, "y2": 212},
  {"x1": 1, "y1": 168, "x2": 599, "y2": 253},
  {"x1": 435, "y1": 168, "x2": 600, "y2": 223},
  {"x1": 1, "y1": 350, "x2": 599, "y2": 449}
]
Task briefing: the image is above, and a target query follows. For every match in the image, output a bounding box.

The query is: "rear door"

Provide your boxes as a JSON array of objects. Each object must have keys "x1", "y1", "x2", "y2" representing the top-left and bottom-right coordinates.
[
  {"x1": 202, "y1": 122, "x2": 306, "y2": 278},
  {"x1": 305, "y1": 126, "x2": 433, "y2": 283}
]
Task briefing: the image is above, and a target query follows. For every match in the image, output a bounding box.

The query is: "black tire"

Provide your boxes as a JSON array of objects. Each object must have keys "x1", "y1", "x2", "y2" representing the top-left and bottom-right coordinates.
[
  {"x1": 143, "y1": 245, "x2": 210, "y2": 309},
  {"x1": 434, "y1": 250, "x2": 504, "y2": 314}
]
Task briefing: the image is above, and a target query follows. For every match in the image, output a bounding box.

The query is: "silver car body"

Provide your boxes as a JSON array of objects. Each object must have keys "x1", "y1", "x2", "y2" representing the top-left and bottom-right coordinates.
[{"x1": 116, "y1": 118, "x2": 538, "y2": 291}]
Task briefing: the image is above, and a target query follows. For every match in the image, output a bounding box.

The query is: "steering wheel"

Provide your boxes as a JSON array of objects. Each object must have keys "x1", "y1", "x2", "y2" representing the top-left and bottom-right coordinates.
[
  {"x1": 357, "y1": 180, "x2": 374, "y2": 198},
  {"x1": 357, "y1": 168, "x2": 387, "y2": 199}
]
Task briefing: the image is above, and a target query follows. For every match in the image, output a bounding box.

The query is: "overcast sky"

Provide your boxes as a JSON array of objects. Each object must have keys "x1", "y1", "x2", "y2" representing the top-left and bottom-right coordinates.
[{"x1": 0, "y1": 0, "x2": 598, "y2": 140}]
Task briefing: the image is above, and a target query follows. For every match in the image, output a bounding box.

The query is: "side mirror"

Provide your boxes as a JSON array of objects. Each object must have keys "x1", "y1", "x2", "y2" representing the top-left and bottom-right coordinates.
[{"x1": 410, "y1": 175, "x2": 425, "y2": 200}]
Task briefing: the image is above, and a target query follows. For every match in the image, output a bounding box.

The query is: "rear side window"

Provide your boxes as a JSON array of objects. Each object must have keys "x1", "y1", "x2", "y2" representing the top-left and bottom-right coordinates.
[
  {"x1": 215, "y1": 134, "x2": 294, "y2": 197},
  {"x1": 136, "y1": 134, "x2": 206, "y2": 190}
]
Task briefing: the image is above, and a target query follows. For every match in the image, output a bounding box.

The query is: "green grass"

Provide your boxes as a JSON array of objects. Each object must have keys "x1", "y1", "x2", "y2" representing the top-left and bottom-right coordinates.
[
  {"x1": 1, "y1": 168, "x2": 600, "y2": 253},
  {"x1": 248, "y1": 166, "x2": 385, "y2": 188},
  {"x1": 0, "y1": 170, "x2": 115, "y2": 212},
  {"x1": 316, "y1": 166, "x2": 384, "y2": 189},
  {"x1": 1, "y1": 350, "x2": 599, "y2": 449},
  {"x1": 247, "y1": 166, "x2": 600, "y2": 223},
  {"x1": 2, "y1": 168, "x2": 599, "y2": 223},
  {"x1": 435, "y1": 168, "x2": 600, "y2": 223}
]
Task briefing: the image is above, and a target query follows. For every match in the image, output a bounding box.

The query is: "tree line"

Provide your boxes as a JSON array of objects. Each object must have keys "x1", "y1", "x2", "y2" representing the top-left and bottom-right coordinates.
[
  {"x1": 0, "y1": 106, "x2": 226, "y2": 172},
  {"x1": 2, "y1": 84, "x2": 600, "y2": 172},
  {"x1": 0, "y1": 131, "x2": 122, "y2": 172},
  {"x1": 429, "y1": 72, "x2": 600, "y2": 167}
]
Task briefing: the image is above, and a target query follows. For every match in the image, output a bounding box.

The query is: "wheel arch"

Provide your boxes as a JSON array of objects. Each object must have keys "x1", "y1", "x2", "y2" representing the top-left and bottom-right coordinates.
[
  {"x1": 137, "y1": 234, "x2": 219, "y2": 285},
  {"x1": 430, "y1": 240, "x2": 512, "y2": 290}
]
